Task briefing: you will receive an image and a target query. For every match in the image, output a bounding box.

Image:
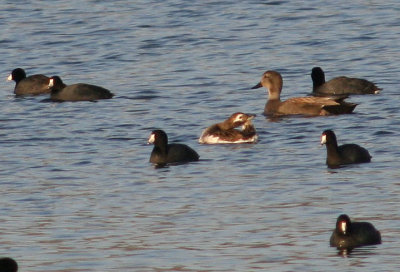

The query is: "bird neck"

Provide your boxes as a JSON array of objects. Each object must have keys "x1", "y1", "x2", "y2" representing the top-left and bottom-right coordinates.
[
  {"x1": 265, "y1": 99, "x2": 280, "y2": 114},
  {"x1": 313, "y1": 79, "x2": 325, "y2": 91},
  {"x1": 325, "y1": 142, "x2": 341, "y2": 166},
  {"x1": 267, "y1": 87, "x2": 281, "y2": 100}
]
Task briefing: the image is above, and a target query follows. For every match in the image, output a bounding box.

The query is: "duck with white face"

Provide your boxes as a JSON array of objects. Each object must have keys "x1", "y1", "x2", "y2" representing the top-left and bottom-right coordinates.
[{"x1": 199, "y1": 112, "x2": 258, "y2": 144}]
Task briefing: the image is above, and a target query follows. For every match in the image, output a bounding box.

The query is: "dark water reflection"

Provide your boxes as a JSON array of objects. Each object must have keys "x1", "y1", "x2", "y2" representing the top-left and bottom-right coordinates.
[{"x1": 335, "y1": 246, "x2": 381, "y2": 258}]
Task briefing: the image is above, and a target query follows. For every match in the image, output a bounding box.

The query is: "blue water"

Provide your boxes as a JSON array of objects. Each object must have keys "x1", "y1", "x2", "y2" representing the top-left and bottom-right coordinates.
[{"x1": 1, "y1": 1, "x2": 400, "y2": 271}]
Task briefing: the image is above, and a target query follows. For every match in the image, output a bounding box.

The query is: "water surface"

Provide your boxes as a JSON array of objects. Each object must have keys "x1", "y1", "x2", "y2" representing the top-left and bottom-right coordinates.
[{"x1": 1, "y1": 1, "x2": 400, "y2": 271}]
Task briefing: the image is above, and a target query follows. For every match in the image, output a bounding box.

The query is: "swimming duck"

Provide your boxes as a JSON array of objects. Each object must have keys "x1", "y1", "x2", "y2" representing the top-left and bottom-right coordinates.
[
  {"x1": 251, "y1": 70, "x2": 357, "y2": 116},
  {"x1": 321, "y1": 129, "x2": 371, "y2": 168},
  {"x1": 311, "y1": 67, "x2": 381, "y2": 96},
  {"x1": 199, "y1": 112, "x2": 258, "y2": 144},
  {"x1": 148, "y1": 130, "x2": 199, "y2": 166},
  {"x1": 48, "y1": 76, "x2": 114, "y2": 101},
  {"x1": 8, "y1": 68, "x2": 50, "y2": 95},
  {"x1": 330, "y1": 214, "x2": 381, "y2": 249}
]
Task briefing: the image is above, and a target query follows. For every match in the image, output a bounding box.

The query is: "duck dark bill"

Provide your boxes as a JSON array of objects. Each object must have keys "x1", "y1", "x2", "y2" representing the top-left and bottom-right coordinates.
[{"x1": 251, "y1": 82, "x2": 262, "y2": 89}]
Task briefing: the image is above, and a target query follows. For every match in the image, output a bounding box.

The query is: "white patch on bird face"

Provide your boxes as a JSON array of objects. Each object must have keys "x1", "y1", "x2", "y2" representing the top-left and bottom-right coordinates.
[
  {"x1": 321, "y1": 134, "x2": 327, "y2": 145},
  {"x1": 233, "y1": 114, "x2": 244, "y2": 123},
  {"x1": 7, "y1": 74, "x2": 12, "y2": 81},
  {"x1": 148, "y1": 133, "x2": 155, "y2": 144},
  {"x1": 48, "y1": 78, "x2": 54, "y2": 87},
  {"x1": 340, "y1": 221, "x2": 347, "y2": 234}
]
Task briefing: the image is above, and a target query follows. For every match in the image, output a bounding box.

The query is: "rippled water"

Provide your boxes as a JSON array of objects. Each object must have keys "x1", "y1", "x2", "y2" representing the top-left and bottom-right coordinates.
[{"x1": 1, "y1": 1, "x2": 400, "y2": 271}]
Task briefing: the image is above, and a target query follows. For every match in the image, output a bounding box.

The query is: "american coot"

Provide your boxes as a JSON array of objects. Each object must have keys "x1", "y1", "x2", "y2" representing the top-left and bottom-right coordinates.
[
  {"x1": 148, "y1": 130, "x2": 199, "y2": 166},
  {"x1": 311, "y1": 67, "x2": 381, "y2": 96},
  {"x1": 321, "y1": 129, "x2": 371, "y2": 168},
  {"x1": 7, "y1": 68, "x2": 50, "y2": 95},
  {"x1": 48, "y1": 76, "x2": 114, "y2": 102},
  {"x1": 0, "y1": 257, "x2": 18, "y2": 272},
  {"x1": 199, "y1": 112, "x2": 258, "y2": 144},
  {"x1": 330, "y1": 214, "x2": 381, "y2": 249},
  {"x1": 251, "y1": 70, "x2": 357, "y2": 116}
]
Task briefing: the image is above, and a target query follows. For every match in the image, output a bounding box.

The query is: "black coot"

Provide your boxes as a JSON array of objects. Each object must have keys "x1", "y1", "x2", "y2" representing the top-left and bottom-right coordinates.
[
  {"x1": 0, "y1": 257, "x2": 18, "y2": 272},
  {"x1": 311, "y1": 67, "x2": 380, "y2": 96},
  {"x1": 321, "y1": 129, "x2": 371, "y2": 168},
  {"x1": 8, "y1": 68, "x2": 50, "y2": 95},
  {"x1": 148, "y1": 130, "x2": 199, "y2": 166},
  {"x1": 330, "y1": 214, "x2": 381, "y2": 249},
  {"x1": 48, "y1": 76, "x2": 114, "y2": 101}
]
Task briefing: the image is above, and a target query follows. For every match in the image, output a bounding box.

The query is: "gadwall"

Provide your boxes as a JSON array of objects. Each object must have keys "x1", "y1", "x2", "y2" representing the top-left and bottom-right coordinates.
[{"x1": 252, "y1": 70, "x2": 357, "y2": 116}]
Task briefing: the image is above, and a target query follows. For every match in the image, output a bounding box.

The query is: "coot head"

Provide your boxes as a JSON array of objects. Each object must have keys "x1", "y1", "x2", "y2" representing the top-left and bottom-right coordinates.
[
  {"x1": 311, "y1": 67, "x2": 326, "y2": 87},
  {"x1": 7, "y1": 68, "x2": 26, "y2": 83},
  {"x1": 336, "y1": 214, "x2": 352, "y2": 235},
  {"x1": 0, "y1": 257, "x2": 18, "y2": 272},
  {"x1": 320, "y1": 129, "x2": 337, "y2": 145},
  {"x1": 48, "y1": 76, "x2": 67, "y2": 92},
  {"x1": 148, "y1": 129, "x2": 167, "y2": 146},
  {"x1": 48, "y1": 76, "x2": 64, "y2": 87}
]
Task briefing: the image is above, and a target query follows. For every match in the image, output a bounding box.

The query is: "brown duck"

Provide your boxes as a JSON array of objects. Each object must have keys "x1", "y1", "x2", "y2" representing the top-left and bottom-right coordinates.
[
  {"x1": 199, "y1": 112, "x2": 258, "y2": 144},
  {"x1": 251, "y1": 70, "x2": 357, "y2": 116}
]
